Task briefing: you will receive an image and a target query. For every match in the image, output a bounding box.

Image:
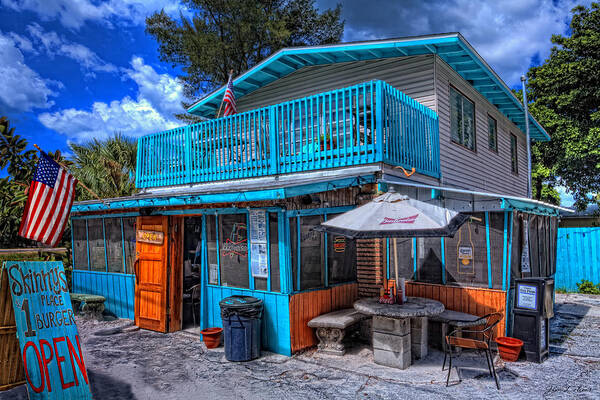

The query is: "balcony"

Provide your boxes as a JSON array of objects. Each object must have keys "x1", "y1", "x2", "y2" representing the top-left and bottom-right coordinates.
[{"x1": 135, "y1": 80, "x2": 440, "y2": 189}]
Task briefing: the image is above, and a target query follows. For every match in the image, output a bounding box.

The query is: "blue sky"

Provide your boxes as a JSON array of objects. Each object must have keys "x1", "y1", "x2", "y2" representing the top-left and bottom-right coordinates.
[{"x1": 0, "y1": 0, "x2": 589, "y2": 205}]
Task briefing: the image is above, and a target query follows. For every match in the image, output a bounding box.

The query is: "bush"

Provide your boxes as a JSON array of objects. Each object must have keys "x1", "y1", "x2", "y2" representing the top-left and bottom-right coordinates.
[{"x1": 576, "y1": 279, "x2": 600, "y2": 295}]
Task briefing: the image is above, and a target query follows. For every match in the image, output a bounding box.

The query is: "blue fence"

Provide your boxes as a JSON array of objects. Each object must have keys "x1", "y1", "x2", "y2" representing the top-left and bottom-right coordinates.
[
  {"x1": 72, "y1": 270, "x2": 135, "y2": 319},
  {"x1": 136, "y1": 80, "x2": 440, "y2": 188},
  {"x1": 555, "y1": 227, "x2": 600, "y2": 291}
]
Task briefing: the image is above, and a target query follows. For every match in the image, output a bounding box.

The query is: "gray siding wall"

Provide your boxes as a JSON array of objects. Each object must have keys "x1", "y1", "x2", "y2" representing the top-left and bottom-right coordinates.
[
  {"x1": 435, "y1": 57, "x2": 529, "y2": 197},
  {"x1": 236, "y1": 55, "x2": 436, "y2": 112}
]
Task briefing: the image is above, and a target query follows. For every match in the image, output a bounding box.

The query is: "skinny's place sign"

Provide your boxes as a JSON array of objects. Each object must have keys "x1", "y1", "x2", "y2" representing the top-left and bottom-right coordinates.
[{"x1": 4, "y1": 261, "x2": 92, "y2": 399}]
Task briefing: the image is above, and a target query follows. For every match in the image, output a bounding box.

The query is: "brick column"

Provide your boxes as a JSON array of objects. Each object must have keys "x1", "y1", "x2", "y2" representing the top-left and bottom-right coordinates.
[{"x1": 356, "y1": 238, "x2": 386, "y2": 298}]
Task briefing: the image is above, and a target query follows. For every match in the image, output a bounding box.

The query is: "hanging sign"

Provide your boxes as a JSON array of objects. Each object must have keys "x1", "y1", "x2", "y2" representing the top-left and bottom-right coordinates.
[
  {"x1": 136, "y1": 229, "x2": 164, "y2": 245},
  {"x1": 3, "y1": 261, "x2": 92, "y2": 399},
  {"x1": 521, "y1": 219, "x2": 531, "y2": 273},
  {"x1": 250, "y1": 243, "x2": 269, "y2": 278},
  {"x1": 249, "y1": 210, "x2": 267, "y2": 243},
  {"x1": 249, "y1": 209, "x2": 268, "y2": 278},
  {"x1": 333, "y1": 236, "x2": 346, "y2": 253},
  {"x1": 458, "y1": 245, "x2": 474, "y2": 274},
  {"x1": 517, "y1": 284, "x2": 537, "y2": 310}
]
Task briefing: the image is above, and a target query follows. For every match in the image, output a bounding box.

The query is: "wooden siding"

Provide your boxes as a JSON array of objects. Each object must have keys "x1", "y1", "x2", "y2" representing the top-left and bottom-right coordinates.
[
  {"x1": 72, "y1": 270, "x2": 135, "y2": 319},
  {"x1": 435, "y1": 57, "x2": 529, "y2": 196},
  {"x1": 405, "y1": 281, "x2": 507, "y2": 338},
  {"x1": 289, "y1": 283, "x2": 358, "y2": 353},
  {"x1": 237, "y1": 56, "x2": 436, "y2": 112},
  {"x1": 204, "y1": 286, "x2": 292, "y2": 356},
  {"x1": 0, "y1": 268, "x2": 26, "y2": 391}
]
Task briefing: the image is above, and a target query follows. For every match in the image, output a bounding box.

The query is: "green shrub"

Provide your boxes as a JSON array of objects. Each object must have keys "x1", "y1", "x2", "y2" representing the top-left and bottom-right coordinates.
[{"x1": 576, "y1": 279, "x2": 600, "y2": 295}]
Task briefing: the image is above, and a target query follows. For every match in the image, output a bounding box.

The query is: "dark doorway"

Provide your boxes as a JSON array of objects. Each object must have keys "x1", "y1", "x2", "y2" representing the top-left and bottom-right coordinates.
[{"x1": 182, "y1": 217, "x2": 202, "y2": 332}]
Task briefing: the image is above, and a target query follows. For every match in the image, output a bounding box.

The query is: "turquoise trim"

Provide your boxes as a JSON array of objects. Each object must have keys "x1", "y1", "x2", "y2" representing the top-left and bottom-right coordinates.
[
  {"x1": 441, "y1": 237, "x2": 446, "y2": 284},
  {"x1": 501, "y1": 198, "x2": 560, "y2": 216},
  {"x1": 102, "y1": 218, "x2": 108, "y2": 272},
  {"x1": 296, "y1": 215, "x2": 301, "y2": 291},
  {"x1": 246, "y1": 212, "x2": 254, "y2": 291},
  {"x1": 85, "y1": 219, "x2": 90, "y2": 271},
  {"x1": 72, "y1": 175, "x2": 375, "y2": 213},
  {"x1": 278, "y1": 210, "x2": 291, "y2": 294},
  {"x1": 505, "y1": 211, "x2": 514, "y2": 336},
  {"x1": 413, "y1": 238, "x2": 417, "y2": 278},
  {"x1": 120, "y1": 217, "x2": 126, "y2": 273},
  {"x1": 285, "y1": 205, "x2": 355, "y2": 217},
  {"x1": 502, "y1": 211, "x2": 508, "y2": 291},
  {"x1": 266, "y1": 211, "x2": 272, "y2": 292},
  {"x1": 200, "y1": 215, "x2": 208, "y2": 329},
  {"x1": 71, "y1": 212, "x2": 140, "y2": 219},
  {"x1": 485, "y1": 212, "x2": 492, "y2": 288}
]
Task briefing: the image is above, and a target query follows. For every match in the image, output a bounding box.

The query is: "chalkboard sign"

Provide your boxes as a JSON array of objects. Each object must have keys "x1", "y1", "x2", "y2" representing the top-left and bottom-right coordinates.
[{"x1": 3, "y1": 261, "x2": 92, "y2": 399}]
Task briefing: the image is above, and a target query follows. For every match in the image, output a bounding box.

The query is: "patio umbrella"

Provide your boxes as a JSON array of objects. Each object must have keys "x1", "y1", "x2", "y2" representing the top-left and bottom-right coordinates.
[{"x1": 314, "y1": 188, "x2": 469, "y2": 293}]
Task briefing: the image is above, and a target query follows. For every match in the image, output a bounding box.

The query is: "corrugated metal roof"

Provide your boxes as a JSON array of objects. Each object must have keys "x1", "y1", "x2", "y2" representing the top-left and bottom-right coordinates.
[{"x1": 187, "y1": 33, "x2": 549, "y2": 141}]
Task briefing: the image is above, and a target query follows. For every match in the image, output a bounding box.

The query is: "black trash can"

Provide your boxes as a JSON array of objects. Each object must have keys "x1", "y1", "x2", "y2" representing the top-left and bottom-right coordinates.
[{"x1": 219, "y1": 295, "x2": 263, "y2": 362}]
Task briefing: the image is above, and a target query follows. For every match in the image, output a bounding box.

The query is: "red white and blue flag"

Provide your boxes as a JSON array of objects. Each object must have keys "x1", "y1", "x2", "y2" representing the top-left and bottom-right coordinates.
[
  {"x1": 18, "y1": 152, "x2": 77, "y2": 246},
  {"x1": 222, "y1": 73, "x2": 237, "y2": 116}
]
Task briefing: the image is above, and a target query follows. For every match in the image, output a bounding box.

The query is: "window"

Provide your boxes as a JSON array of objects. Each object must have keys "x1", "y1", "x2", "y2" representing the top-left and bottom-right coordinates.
[
  {"x1": 72, "y1": 220, "x2": 88, "y2": 270},
  {"x1": 71, "y1": 217, "x2": 136, "y2": 274},
  {"x1": 87, "y1": 219, "x2": 105, "y2": 272},
  {"x1": 327, "y1": 214, "x2": 356, "y2": 285},
  {"x1": 415, "y1": 237, "x2": 443, "y2": 284},
  {"x1": 445, "y1": 213, "x2": 488, "y2": 287},
  {"x1": 104, "y1": 218, "x2": 124, "y2": 273},
  {"x1": 290, "y1": 211, "x2": 357, "y2": 291},
  {"x1": 122, "y1": 217, "x2": 136, "y2": 274},
  {"x1": 388, "y1": 238, "x2": 414, "y2": 281},
  {"x1": 487, "y1": 115, "x2": 497, "y2": 152},
  {"x1": 206, "y1": 215, "x2": 219, "y2": 284},
  {"x1": 254, "y1": 213, "x2": 280, "y2": 292},
  {"x1": 219, "y1": 214, "x2": 249, "y2": 289},
  {"x1": 510, "y1": 133, "x2": 518, "y2": 173},
  {"x1": 450, "y1": 86, "x2": 475, "y2": 150},
  {"x1": 299, "y1": 215, "x2": 325, "y2": 290}
]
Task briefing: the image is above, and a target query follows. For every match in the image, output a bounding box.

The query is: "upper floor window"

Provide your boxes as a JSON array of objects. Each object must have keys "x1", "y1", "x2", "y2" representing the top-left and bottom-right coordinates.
[
  {"x1": 487, "y1": 115, "x2": 497, "y2": 152},
  {"x1": 450, "y1": 86, "x2": 475, "y2": 150},
  {"x1": 510, "y1": 133, "x2": 518, "y2": 174}
]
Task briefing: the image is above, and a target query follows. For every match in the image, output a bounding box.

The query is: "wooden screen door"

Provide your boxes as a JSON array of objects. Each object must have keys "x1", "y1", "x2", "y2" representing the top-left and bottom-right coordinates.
[{"x1": 135, "y1": 215, "x2": 169, "y2": 332}]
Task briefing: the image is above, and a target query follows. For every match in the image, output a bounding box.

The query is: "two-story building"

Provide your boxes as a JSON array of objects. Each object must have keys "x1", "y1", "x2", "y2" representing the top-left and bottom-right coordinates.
[{"x1": 69, "y1": 33, "x2": 564, "y2": 356}]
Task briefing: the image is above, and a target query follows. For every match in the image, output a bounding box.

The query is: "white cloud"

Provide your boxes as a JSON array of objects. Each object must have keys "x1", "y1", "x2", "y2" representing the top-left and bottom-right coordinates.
[
  {"x1": 1, "y1": 0, "x2": 184, "y2": 30},
  {"x1": 321, "y1": 0, "x2": 593, "y2": 86},
  {"x1": 38, "y1": 56, "x2": 184, "y2": 142},
  {"x1": 556, "y1": 186, "x2": 575, "y2": 207},
  {"x1": 0, "y1": 32, "x2": 57, "y2": 113},
  {"x1": 25, "y1": 23, "x2": 117, "y2": 74}
]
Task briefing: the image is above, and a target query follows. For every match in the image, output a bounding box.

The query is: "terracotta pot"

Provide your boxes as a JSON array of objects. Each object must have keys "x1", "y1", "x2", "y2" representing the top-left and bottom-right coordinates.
[
  {"x1": 200, "y1": 327, "x2": 223, "y2": 349},
  {"x1": 495, "y1": 336, "x2": 523, "y2": 362}
]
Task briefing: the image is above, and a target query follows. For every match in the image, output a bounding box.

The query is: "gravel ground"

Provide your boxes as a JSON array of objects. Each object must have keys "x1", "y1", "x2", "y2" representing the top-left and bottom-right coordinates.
[{"x1": 2, "y1": 293, "x2": 599, "y2": 399}]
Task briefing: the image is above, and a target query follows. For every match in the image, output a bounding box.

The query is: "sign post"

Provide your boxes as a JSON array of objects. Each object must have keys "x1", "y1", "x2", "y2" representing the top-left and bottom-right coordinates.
[{"x1": 3, "y1": 261, "x2": 92, "y2": 399}]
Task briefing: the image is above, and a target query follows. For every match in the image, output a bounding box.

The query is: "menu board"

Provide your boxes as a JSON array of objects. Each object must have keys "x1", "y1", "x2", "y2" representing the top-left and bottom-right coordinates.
[
  {"x1": 249, "y1": 210, "x2": 268, "y2": 278},
  {"x1": 517, "y1": 284, "x2": 537, "y2": 310}
]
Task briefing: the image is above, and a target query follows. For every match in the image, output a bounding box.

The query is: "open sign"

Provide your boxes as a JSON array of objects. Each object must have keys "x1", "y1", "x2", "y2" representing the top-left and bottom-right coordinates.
[{"x1": 4, "y1": 261, "x2": 92, "y2": 399}]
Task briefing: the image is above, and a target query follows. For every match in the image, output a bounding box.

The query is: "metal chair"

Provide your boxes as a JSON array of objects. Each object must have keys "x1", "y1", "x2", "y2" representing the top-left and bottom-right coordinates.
[{"x1": 443, "y1": 312, "x2": 503, "y2": 390}]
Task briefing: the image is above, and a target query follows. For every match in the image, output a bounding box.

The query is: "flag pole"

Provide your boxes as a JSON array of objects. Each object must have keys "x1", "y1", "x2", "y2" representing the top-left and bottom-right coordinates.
[
  {"x1": 215, "y1": 69, "x2": 234, "y2": 119},
  {"x1": 33, "y1": 144, "x2": 108, "y2": 205}
]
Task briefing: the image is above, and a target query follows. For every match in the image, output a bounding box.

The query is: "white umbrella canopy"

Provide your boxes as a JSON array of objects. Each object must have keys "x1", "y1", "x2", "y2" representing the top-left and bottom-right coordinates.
[{"x1": 314, "y1": 189, "x2": 469, "y2": 239}]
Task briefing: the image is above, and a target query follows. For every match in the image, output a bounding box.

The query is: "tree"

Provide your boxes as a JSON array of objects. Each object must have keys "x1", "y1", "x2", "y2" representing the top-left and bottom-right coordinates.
[
  {"x1": 146, "y1": 0, "x2": 344, "y2": 120},
  {"x1": 527, "y1": 3, "x2": 600, "y2": 210},
  {"x1": 0, "y1": 117, "x2": 68, "y2": 246},
  {"x1": 69, "y1": 134, "x2": 137, "y2": 200}
]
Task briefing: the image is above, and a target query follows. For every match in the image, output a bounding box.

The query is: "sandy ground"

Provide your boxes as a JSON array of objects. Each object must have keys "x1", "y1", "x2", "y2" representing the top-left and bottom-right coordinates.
[{"x1": 2, "y1": 293, "x2": 599, "y2": 399}]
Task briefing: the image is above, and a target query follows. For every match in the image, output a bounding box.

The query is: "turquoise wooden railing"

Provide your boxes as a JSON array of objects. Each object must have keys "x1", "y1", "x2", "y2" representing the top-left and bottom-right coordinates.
[{"x1": 136, "y1": 80, "x2": 440, "y2": 189}]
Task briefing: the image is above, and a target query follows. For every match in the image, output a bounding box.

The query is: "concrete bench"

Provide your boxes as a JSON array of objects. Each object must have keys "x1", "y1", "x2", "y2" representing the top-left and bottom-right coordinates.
[
  {"x1": 308, "y1": 308, "x2": 368, "y2": 355},
  {"x1": 70, "y1": 293, "x2": 106, "y2": 318},
  {"x1": 429, "y1": 310, "x2": 484, "y2": 351}
]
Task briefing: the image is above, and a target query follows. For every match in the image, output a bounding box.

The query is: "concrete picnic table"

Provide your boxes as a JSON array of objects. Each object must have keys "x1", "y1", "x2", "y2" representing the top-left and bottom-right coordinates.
[{"x1": 354, "y1": 297, "x2": 444, "y2": 369}]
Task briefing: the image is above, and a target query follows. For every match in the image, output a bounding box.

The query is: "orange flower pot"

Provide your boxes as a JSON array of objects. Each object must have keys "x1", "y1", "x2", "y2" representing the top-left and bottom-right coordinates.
[
  {"x1": 495, "y1": 336, "x2": 523, "y2": 362},
  {"x1": 200, "y1": 327, "x2": 223, "y2": 349}
]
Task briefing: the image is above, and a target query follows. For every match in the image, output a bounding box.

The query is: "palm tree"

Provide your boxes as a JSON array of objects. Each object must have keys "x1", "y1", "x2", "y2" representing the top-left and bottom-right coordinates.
[{"x1": 69, "y1": 134, "x2": 137, "y2": 200}]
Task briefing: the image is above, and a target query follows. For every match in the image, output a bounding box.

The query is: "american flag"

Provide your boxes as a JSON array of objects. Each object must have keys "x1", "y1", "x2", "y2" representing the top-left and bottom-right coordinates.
[
  {"x1": 222, "y1": 73, "x2": 236, "y2": 116},
  {"x1": 18, "y1": 152, "x2": 77, "y2": 246}
]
